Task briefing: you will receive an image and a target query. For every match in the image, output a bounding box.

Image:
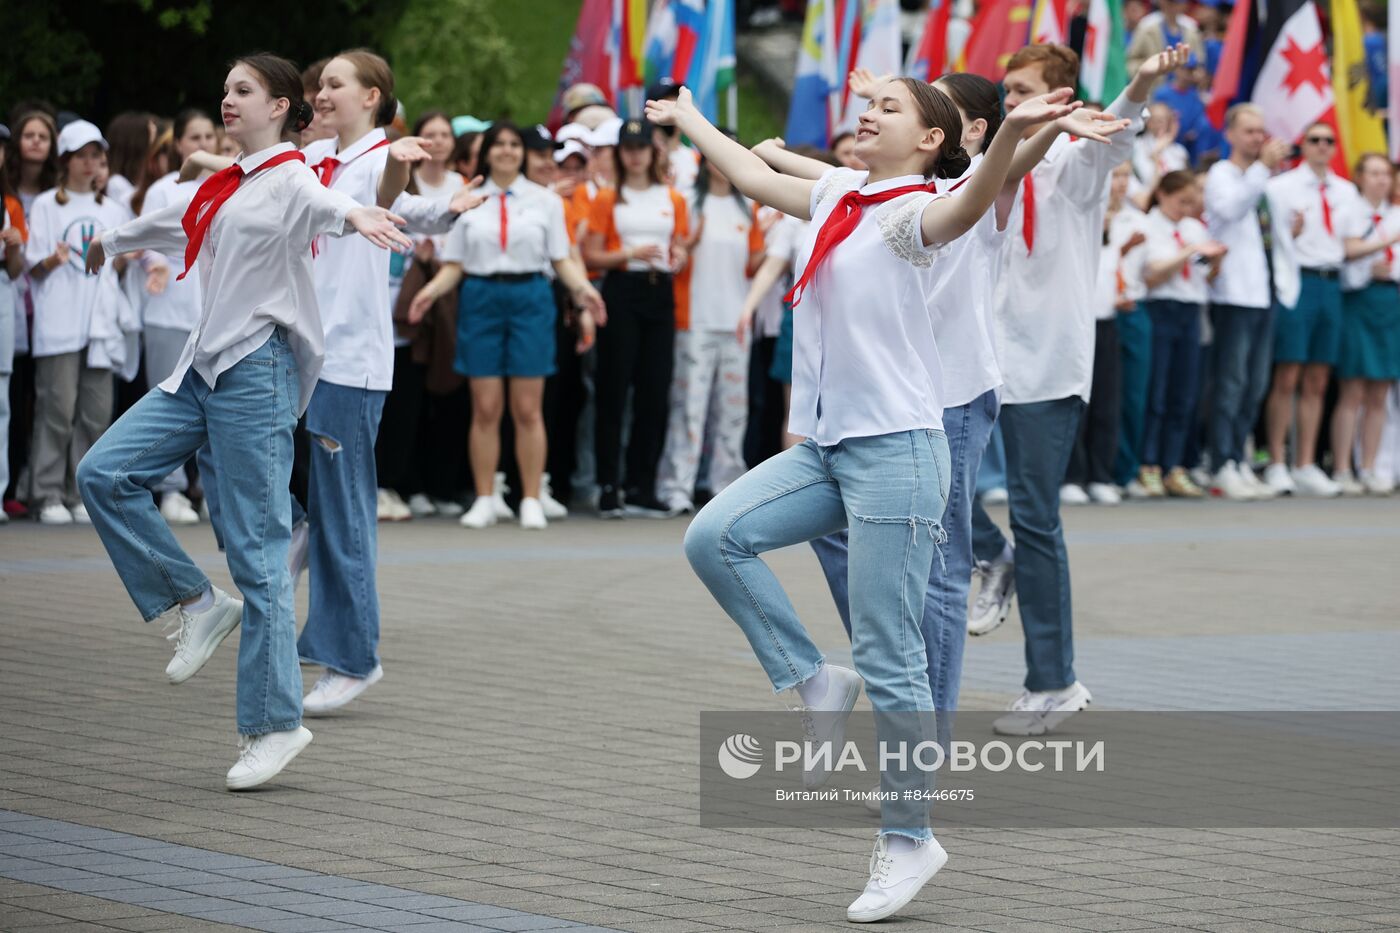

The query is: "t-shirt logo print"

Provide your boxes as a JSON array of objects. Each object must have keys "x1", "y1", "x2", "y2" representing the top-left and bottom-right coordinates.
[{"x1": 62, "y1": 218, "x2": 100, "y2": 270}]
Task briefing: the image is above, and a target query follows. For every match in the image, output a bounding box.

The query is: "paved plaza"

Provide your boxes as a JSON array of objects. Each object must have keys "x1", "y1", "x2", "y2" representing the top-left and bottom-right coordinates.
[{"x1": 2, "y1": 496, "x2": 1399, "y2": 932}]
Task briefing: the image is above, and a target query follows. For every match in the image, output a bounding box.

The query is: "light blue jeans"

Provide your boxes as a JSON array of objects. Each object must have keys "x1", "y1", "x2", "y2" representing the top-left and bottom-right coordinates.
[
  {"x1": 77, "y1": 330, "x2": 302, "y2": 736},
  {"x1": 810, "y1": 390, "x2": 999, "y2": 749},
  {"x1": 296, "y1": 381, "x2": 386, "y2": 678},
  {"x1": 684, "y1": 428, "x2": 951, "y2": 840}
]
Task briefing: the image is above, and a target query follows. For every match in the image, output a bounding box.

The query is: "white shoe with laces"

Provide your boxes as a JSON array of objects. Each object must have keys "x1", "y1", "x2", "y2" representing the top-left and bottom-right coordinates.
[
  {"x1": 1123, "y1": 479, "x2": 1151, "y2": 500},
  {"x1": 69, "y1": 502, "x2": 91, "y2": 524},
  {"x1": 967, "y1": 554, "x2": 1015, "y2": 636},
  {"x1": 1333, "y1": 470, "x2": 1364, "y2": 496},
  {"x1": 786, "y1": 665, "x2": 863, "y2": 790},
  {"x1": 519, "y1": 497, "x2": 548, "y2": 530},
  {"x1": 407, "y1": 493, "x2": 438, "y2": 517},
  {"x1": 1292, "y1": 464, "x2": 1341, "y2": 497},
  {"x1": 161, "y1": 491, "x2": 200, "y2": 525},
  {"x1": 1059, "y1": 484, "x2": 1090, "y2": 505},
  {"x1": 1239, "y1": 464, "x2": 1278, "y2": 500},
  {"x1": 303, "y1": 665, "x2": 383, "y2": 716},
  {"x1": 459, "y1": 496, "x2": 498, "y2": 529},
  {"x1": 38, "y1": 501, "x2": 73, "y2": 525},
  {"x1": 1211, "y1": 461, "x2": 1256, "y2": 501},
  {"x1": 225, "y1": 726, "x2": 313, "y2": 790},
  {"x1": 846, "y1": 835, "x2": 949, "y2": 923},
  {"x1": 1360, "y1": 471, "x2": 1394, "y2": 496},
  {"x1": 1264, "y1": 462, "x2": 1297, "y2": 495},
  {"x1": 380, "y1": 489, "x2": 412, "y2": 521},
  {"x1": 992, "y1": 681, "x2": 1092, "y2": 736},
  {"x1": 1086, "y1": 483, "x2": 1121, "y2": 505},
  {"x1": 288, "y1": 520, "x2": 310, "y2": 591},
  {"x1": 433, "y1": 498, "x2": 465, "y2": 517},
  {"x1": 491, "y1": 473, "x2": 516, "y2": 519},
  {"x1": 164, "y1": 587, "x2": 243, "y2": 684},
  {"x1": 539, "y1": 473, "x2": 569, "y2": 519}
]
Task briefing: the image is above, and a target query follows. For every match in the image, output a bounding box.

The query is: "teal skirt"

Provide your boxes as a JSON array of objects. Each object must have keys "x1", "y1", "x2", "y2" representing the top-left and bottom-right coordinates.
[{"x1": 1338, "y1": 281, "x2": 1400, "y2": 380}]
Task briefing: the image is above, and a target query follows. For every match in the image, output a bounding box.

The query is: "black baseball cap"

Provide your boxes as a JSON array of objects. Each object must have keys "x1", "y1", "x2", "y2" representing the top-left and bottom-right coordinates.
[
  {"x1": 646, "y1": 78, "x2": 681, "y2": 101},
  {"x1": 523, "y1": 123, "x2": 558, "y2": 152},
  {"x1": 618, "y1": 119, "x2": 655, "y2": 146}
]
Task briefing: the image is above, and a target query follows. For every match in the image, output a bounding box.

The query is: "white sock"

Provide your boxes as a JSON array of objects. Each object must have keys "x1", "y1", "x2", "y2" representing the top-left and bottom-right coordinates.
[
  {"x1": 184, "y1": 588, "x2": 214, "y2": 613},
  {"x1": 795, "y1": 665, "x2": 830, "y2": 707},
  {"x1": 884, "y1": 834, "x2": 921, "y2": 855}
]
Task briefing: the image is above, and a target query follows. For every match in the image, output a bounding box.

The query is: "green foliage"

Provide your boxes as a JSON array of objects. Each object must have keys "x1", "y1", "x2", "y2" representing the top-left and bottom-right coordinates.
[{"x1": 385, "y1": 0, "x2": 524, "y2": 123}]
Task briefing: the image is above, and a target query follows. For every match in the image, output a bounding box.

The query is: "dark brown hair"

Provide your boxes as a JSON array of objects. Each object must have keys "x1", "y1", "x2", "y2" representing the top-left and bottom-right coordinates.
[
  {"x1": 1151, "y1": 168, "x2": 1198, "y2": 206},
  {"x1": 1005, "y1": 44, "x2": 1081, "y2": 92},
  {"x1": 478, "y1": 120, "x2": 525, "y2": 180},
  {"x1": 1354, "y1": 151, "x2": 1394, "y2": 179},
  {"x1": 612, "y1": 136, "x2": 667, "y2": 199},
  {"x1": 233, "y1": 52, "x2": 314, "y2": 140},
  {"x1": 104, "y1": 111, "x2": 155, "y2": 188},
  {"x1": 935, "y1": 72, "x2": 1004, "y2": 150},
  {"x1": 131, "y1": 122, "x2": 176, "y2": 216},
  {"x1": 894, "y1": 77, "x2": 971, "y2": 179},
  {"x1": 3, "y1": 111, "x2": 58, "y2": 196},
  {"x1": 334, "y1": 49, "x2": 398, "y2": 128}
]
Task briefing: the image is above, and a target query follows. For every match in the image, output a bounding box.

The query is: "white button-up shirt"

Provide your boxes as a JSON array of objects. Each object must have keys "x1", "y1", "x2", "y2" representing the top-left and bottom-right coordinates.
[
  {"x1": 1341, "y1": 199, "x2": 1400, "y2": 291},
  {"x1": 24, "y1": 189, "x2": 133, "y2": 357},
  {"x1": 1204, "y1": 158, "x2": 1274, "y2": 310},
  {"x1": 994, "y1": 91, "x2": 1144, "y2": 404},
  {"x1": 102, "y1": 142, "x2": 360, "y2": 415},
  {"x1": 931, "y1": 153, "x2": 1004, "y2": 409},
  {"x1": 1143, "y1": 208, "x2": 1211, "y2": 304},
  {"x1": 789, "y1": 168, "x2": 948, "y2": 445},
  {"x1": 441, "y1": 176, "x2": 569, "y2": 276},
  {"x1": 138, "y1": 172, "x2": 203, "y2": 332},
  {"x1": 1266, "y1": 165, "x2": 1354, "y2": 269}
]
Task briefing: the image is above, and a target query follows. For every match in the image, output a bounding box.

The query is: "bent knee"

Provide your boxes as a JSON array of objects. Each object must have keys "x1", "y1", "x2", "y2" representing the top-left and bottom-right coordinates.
[{"x1": 683, "y1": 507, "x2": 726, "y2": 572}]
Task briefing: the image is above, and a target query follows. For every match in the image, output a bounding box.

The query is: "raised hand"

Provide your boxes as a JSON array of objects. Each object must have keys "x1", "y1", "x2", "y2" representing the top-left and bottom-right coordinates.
[
  {"x1": 847, "y1": 67, "x2": 890, "y2": 101},
  {"x1": 1260, "y1": 138, "x2": 1291, "y2": 171},
  {"x1": 1128, "y1": 43, "x2": 1191, "y2": 101},
  {"x1": 1003, "y1": 88, "x2": 1081, "y2": 134},
  {"x1": 1056, "y1": 107, "x2": 1132, "y2": 144},
  {"x1": 449, "y1": 176, "x2": 489, "y2": 215},
  {"x1": 347, "y1": 205, "x2": 413, "y2": 252},
  {"x1": 388, "y1": 136, "x2": 433, "y2": 164},
  {"x1": 645, "y1": 86, "x2": 696, "y2": 128}
]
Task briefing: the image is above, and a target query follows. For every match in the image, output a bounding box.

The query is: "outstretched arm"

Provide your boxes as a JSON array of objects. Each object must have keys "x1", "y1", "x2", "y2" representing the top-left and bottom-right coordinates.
[
  {"x1": 378, "y1": 136, "x2": 432, "y2": 208},
  {"x1": 647, "y1": 88, "x2": 816, "y2": 220},
  {"x1": 752, "y1": 139, "x2": 831, "y2": 181}
]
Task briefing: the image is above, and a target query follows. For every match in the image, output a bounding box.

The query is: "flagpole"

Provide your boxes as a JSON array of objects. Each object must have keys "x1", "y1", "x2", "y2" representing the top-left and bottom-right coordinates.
[{"x1": 728, "y1": 83, "x2": 739, "y2": 129}]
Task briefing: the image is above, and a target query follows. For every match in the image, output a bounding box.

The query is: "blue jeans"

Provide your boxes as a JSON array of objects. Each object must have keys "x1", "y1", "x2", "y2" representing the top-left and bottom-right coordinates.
[
  {"x1": 296, "y1": 381, "x2": 387, "y2": 678},
  {"x1": 684, "y1": 429, "x2": 951, "y2": 840},
  {"x1": 810, "y1": 391, "x2": 999, "y2": 746},
  {"x1": 977, "y1": 421, "x2": 1006, "y2": 493},
  {"x1": 971, "y1": 397, "x2": 1084, "y2": 693},
  {"x1": 77, "y1": 330, "x2": 302, "y2": 736},
  {"x1": 1210, "y1": 303, "x2": 1276, "y2": 466},
  {"x1": 1142, "y1": 300, "x2": 1203, "y2": 470}
]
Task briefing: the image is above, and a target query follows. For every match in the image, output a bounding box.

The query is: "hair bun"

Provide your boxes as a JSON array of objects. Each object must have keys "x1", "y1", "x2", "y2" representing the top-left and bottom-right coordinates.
[
  {"x1": 292, "y1": 99, "x2": 314, "y2": 132},
  {"x1": 935, "y1": 145, "x2": 972, "y2": 180}
]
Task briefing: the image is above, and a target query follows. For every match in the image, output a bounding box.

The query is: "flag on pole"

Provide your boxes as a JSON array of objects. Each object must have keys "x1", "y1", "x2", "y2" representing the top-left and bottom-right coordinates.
[
  {"x1": 957, "y1": 0, "x2": 1034, "y2": 80},
  {"x1": 908, "y1": 0, "x2": 953, "y2": 81},
  {"x1": 840, "y1": 0, "x2": 903, "y2": 129},
  {"x1": 1329, "y1": 0, "x2": 1388, "y2": 174},
  {"x1": 550, "y1": 0, "x2": 614, "y2": 128},
  {"x1": 1248, "y1": 0, "x2": 1335, "y2": 154},
  {"x1": 645, "y1": 0, "x2": 706, "y2": 85},
  {"x1": 1030, "y1": 0, "x2": 1070, "y2": 45},
  {"x1": 1079, "y1": 0, "x2": 1128, "y2": 102},
  {"x1": 1206, "y1": 0, "x2": 1255, "y2": 127},
  {"x1": 607, "y1": 0, "x2": 648, "y2": 107},
  {"x1": 688, "y1": 0, "x2": 737, "y2": 122},
  {"x1": 827, "y1": 0, "x2": 862, "y2": 135},
  {"x1": 786, "y1": 0, "x2": 835, "y2": 145}
]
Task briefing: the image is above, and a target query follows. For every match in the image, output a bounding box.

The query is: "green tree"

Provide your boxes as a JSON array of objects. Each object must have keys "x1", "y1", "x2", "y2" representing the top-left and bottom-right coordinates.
[{"x1": 385, "y1": 0, "x2": 523, "y2": 123}]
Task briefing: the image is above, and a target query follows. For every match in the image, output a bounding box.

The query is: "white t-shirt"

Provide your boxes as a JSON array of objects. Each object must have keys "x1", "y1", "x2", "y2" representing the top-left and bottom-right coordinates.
[
  {"x1": 930, "y1": 154, "x2": 1004, "y2": 408},
  {"x1": 139, "y1": 172, "x2": 202, "y2": 332},
  {"x1": 441, "y1": 176, "x2": 569, "y2": 276},
  {"x1": 612, "y1": 184, "x2": 682, "y2": 271},
  {"x1": 1341, "y1": 200, "x2": 1400, "y2": 292},
  {"x1": 669, "y1": 146, "x2": 700, "y2": 190},
  {"x1": 1143, "y1": 208, "x2": 1211, "y2": 304},
  {"x1": 1095, "y1": 206, "x2": 1149, "y2": 320},
  {"x1": 1131, "y1": 135, "x2": 1190, "y2": 188},
  {"x1": 106, "y1": 174, "x2": 136, "y2": 210},
  {"x1": 753, "y1": 207, "x2": 792, "y2": 338},
  {"x1": 686, "y1": 191, "x2": 754, "y2": 332},
  {"x1": 790, "y1": 168, "x2": 948, "y2": 445},
  {"x1": 24, "y1": 189, "x2": 133, "y2": 357}
]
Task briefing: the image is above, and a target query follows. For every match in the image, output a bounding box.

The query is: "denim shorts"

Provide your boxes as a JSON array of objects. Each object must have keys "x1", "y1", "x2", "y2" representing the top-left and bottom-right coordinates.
[{"x1": 454, "y1": 273, "x2": 558, "y2": 378}]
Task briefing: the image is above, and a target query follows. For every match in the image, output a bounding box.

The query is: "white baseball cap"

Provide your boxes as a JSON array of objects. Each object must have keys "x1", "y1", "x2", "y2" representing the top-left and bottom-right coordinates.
[
  {"x1": 57, "y1": 120, "x2": 107, "y2": 157},
  {"x1": 585, "y1": 116, "x2": 623, "y2": 148},
  {"x1": 554, "y1": 139, "x2": 590, "y2": 165},
  {"x1": 555, "y1": 122, "x2": 590, "y2": 145}
]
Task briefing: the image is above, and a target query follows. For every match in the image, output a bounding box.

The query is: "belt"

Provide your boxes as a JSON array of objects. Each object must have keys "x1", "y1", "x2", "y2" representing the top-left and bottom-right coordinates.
[
  {"x1": 467, "y1": 272, "x2": 542, "y2": 283},
  {"x1": 1300, "y1": 267, "x2": 1340, "y2": 280},
  {"x1": 1372, "y1": 277, "x2": 1398, "y2": 286},
  {"x1": 613, "y1": 268, "x2": 672, "y2": 286}
]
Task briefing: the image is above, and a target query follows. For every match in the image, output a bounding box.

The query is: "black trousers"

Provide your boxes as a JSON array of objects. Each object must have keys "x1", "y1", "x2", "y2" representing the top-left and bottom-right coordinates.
[
  {"x1": 417, "y1": 384, "x2": 471, "y2": 502},
  {"x1": 375, "y1": 345, "x2": 426, "y2": 495},
  {"x1": 595, "y1": 270, "x2": 675, "y2": 498},
  {"x1": 543, "y1": 282, "x2": 587, "y2": 504},
  {"x1": 1067, "y1": 317, "x2": 1122, "y2": 487},
  {"x1": 743, "y1": 335, "x2": 784, "y2": 468}
]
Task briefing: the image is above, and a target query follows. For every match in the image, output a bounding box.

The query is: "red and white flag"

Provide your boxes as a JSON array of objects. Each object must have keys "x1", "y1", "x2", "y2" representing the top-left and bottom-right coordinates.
[{"x1": 1249, "y1": 0, "x2": 1334, "y2": 145}]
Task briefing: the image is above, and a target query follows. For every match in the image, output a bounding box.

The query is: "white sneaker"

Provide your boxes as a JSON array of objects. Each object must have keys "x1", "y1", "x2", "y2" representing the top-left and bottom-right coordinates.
[
  {"x1": 491, "y1": 473, "x2": 515, "y2": 519},
  {"x1": 376, "y1": 489, "x2": 394, "y2": 521},
  {"x1": 1211, "y1": 461, "x2": 1256, "y2": 501},
  {"x1": 164, "y1": 587, "x2": 243, "y2": 684},
  {"x1": 225, "y1": 726, "x2": 313, "y2": 790},
  {"x1": 967, "y1": 554, "x2": 1015, "y2": 636},
  {"x1": 1190, "y1": 466, "x2": 1213, "y2": 490},
  {"x1": 1239, "y1": 464, "x2": 1278, "y2": 500},
  {"x1": 303, "y1": 665, "x2": 383, "y2": 716},
  {"x1": 1086, "y1": 483, "x2": 1121, "y2": 505},
  {"x1": 786, "y1": 665, "x2": 863, "y2": 790},
  {"x1": 407, "y1": 493, "x2": 438, "y2": 517},
  {"x1": 1292, "y1": 464, "x2": 1340, "y2": 498},
  {"x1": 288, "y1": 520, "x2": 310, "y2": 591},
  {"x1": 1123, "y1": 479, "x2": 1151, "y2": 500},
  {"x1": 1332, "y1": 470, "x2": 1365, "y2": 497},
  {"x1": 519, "y1": 497, "x2": 548, "y2": 530},
  {"x1": 433, "y1": 498, "x2": 465, "y2": 517},
  {"x1": 1264, "y1": 462, "x2": 1297, "y2": 495},
  {"x1": 161, "y1": 491, "x2": 200, "y2": 525},
  {"x1": 381, "y1": 489, "x2": 412, "y2": 521},
  {"x1": 539, "y1": 474, "x2": 569, "y2": 519},
  {"x1": 38, "y1": 501, "x2": 73, "y2": 525},
  {"x1": 847, "y1": 835, "x2": 949, "y2": 923},
  {"x1": 1360, "y1": 471, "x2": 1395, "y2": 496},
  {"x1": 1059, "y1": 484, "x2": 1090, "y2": 505},
  {"x1": 992, "y1": 681, "x2": 1093, "y2": 736},
  {"x1": 69, "y1": 502, "x2": 91, "y2": 524},
  {"x1": 459, "y1": 496, "x2": 498, "y2": 529},
  {"x1": 981, "y1": 486, "x2": 1008, "y2": 505}
]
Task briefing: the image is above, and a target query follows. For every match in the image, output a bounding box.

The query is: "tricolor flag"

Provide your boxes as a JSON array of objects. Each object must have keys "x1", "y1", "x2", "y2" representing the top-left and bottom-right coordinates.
[
  {"x1": 690, "y1": 0, "x2": 737, "y2": 122},
  {"x1": 1079, "y1": 0, "x2": 1128, "y2": 103},
  {"x1": 1248, "y1": 0, "x2": 1335, "y2": 157},
  {"x1": 784, "y1": 0, "x2": 859, "y2": 146},
  {"x1": 607, "y1": 0, "x2": 649, "y2": 106},
  {"x1": 550, "y1": 0, "x2": 614, "y2": 128},
  {"x1": 644, "y1": 0, "x2": 705, "y2": 85},
  {"x1": 840, "y1": 0, "x2": 903, "y2": 130},
  {"x1": 1030, "y1": 0, "x2": 1070, "y2": 46},
  {"x1": 1330, "y1": 0, "x2": 1388, "y2": 175},
  {"x1": 908, "y1": 0, "x2": 953, "y2": 82},
  {"x1": 957, "y1": 0, "x2": 1034, "y2": 80}
]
